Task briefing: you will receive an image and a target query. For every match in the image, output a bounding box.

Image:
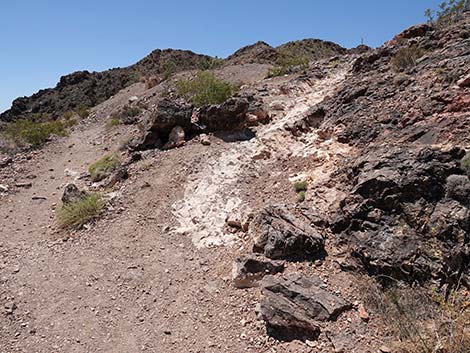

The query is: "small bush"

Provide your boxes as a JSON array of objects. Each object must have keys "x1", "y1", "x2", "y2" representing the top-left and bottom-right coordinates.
[
  {"x1": 267, "y1": 54, "x2": 309, "y2": 78},
  {"x1": 105, "y1": 118, "x2": 121, "y2": 129},
  {"x1": 176, "y1": 71, "x2": 237, "y2": 107},
  {"x1": 75, "y1": 105, "x2": 90, "y2": 119},
  {"x1": 88, "y1": 154, "x2": 120, "y2": 182},
  {"x1": 110, "y1": 105, "x2": 142, "y2": 125},
  {"x1": 445, "y1": 174, "x2": 470, "y2": 203},
  {"x1": 362, "y1": 281, "x2": 470, "y2": 353},
  {"x1": 3, "y1": 118, "x2": 68, "y2": 147},
  {"x1": 461, "y1": 151, "x2": 470, "y2": 175},
  {"x1": 293, "y1": 181, "x2": 308, "y2": 192},
  {"x1": 297, "y1": 191, "x2": 306, "y2": 203},
  {"x1": 391, "y1": 46, "x2": 425, "y2": 72},
  {"x1": 58, "y1": 193, "x2": 104, "y2": 228}
]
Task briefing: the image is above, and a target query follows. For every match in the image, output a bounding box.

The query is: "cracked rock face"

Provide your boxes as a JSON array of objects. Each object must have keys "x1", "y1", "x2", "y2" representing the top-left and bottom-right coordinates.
[
  {"x1": 232, "y1": 253, "x2": 285, "y2": 289},
  {"x1": 250, "y1": 204, "x2": 326, "y2": 260},
  {"x1": 259, "y1": 273, "x2": 351, "y2": 342}
]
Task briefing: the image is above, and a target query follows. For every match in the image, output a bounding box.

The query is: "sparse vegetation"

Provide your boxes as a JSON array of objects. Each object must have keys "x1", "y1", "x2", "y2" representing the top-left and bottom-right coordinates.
[
  {"x1": 267, "y1": 53, "x2": 309, "y2": 78},
  {"x1": 198, "y1": 57, "x2": 224, "y2": 71},
  {"x1": 58, "y1": 193, "x2": 104, "y2": 228},
  {"x1": 109, "y1": 105, "x2": 142, "y2": 125},
  {"x1": 362, "y1": 281, "x2": 469, "y2": 353},
  {"x1": 297, "y1": 191, "x2": 306, "y2": 203},
  {"x1": 106, "y1": 118, "x2": 121, "y2": 129},
  {"x1": 293, "y1": 181, "x2": 308, "y2": 192},
  {"x1": 425, "y1": 0, "x2": 470, "y2": 26},
  {"x1": 461, "y1": 151, "x2": 470, "y2": 174},
  {"x1": 75, "y1": 105, "x2": 90, "y2": 119},
  {"x1": 2, "y1": 114, "x2": 68, "y2": 147},
  {"x1": 88, "y1": 154, "x2": 121, "y2": 182},
  {"x1": 391, "y1": 46, "x2": 425, "y2": 72},
  {"x1": 176, "y1": 71, "x2": 237, "y2": 107}
]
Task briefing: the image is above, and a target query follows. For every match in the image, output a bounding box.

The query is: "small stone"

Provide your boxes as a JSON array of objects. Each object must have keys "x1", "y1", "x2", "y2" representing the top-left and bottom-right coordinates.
[
  {"x1": 200, "y1": 134, "x2": 211, "y2": 146},
  {"x1": 358, "y1": 304, "x2": 370, "y2": 321},
  {"x1": 379, "y1": 345, "x2": 392, "y2": 353}
]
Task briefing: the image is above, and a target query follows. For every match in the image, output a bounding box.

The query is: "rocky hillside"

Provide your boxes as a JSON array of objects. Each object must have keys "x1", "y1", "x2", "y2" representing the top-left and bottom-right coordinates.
[{"x1": 0, "y1": 10, "x2": 469, "y2": 353}]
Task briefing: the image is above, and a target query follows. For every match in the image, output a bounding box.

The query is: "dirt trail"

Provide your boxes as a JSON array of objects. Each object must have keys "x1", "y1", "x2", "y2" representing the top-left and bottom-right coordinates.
[{"x1": 1, "y1": 67, "x2": 349, "y2": 353}]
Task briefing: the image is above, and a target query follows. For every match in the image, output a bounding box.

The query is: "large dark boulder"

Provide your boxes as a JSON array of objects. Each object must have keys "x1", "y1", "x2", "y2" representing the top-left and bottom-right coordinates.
[
  {"x1": 195, "y1": 97, "x2": 250, "y2": 131},
  {"x1": 259, "y1": 273, "x2": 351, "y2": 342},
  {"x1": 250, "y1": 204, "x2": 326, "y2": 260}
]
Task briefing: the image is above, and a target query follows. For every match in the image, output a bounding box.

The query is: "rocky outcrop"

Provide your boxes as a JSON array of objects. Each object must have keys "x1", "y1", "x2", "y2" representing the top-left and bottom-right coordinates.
[
  {"x1": 250, "y1": 204, "x2": 326, "y2": 260},
  {"x1": 195, "y1": 97, "x2": 250, "y2": 131},
  {"x1": 331, "y1": 146, "x2": 469, "y2": 284},
  {"x1": 232, "y1": 254, "x2": 285, "y2": 289},
  {"x1": 259, "y1": 273, "x2": 351, "y2": 341}
]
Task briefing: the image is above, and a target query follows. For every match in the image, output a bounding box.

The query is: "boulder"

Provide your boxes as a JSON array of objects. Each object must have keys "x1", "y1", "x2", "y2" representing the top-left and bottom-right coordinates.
[
  {"x1": 259, "y1": 273, "x2": 351, "y2": 341},
  {"x1": 195, "y1": 97, "x2": 249, "y2": 131},
  {"x1": 104, "y1": 166, "x2": 129, "y2": 187},
  {"x1": 62, "y1": 184, "x2": 88, "y2": 204},
  {"x1": 162, "y1": 126, "x2": 185, "y2": 150},
  {"x1": 250, "y1": 204, "x2": 326, "y2": 260},
  {"x1": 457, "y1": 74, "x2": 470, "y2": 88},
  {"x1": 232, "y1": 254, "x2": 285, "y2": 289}
]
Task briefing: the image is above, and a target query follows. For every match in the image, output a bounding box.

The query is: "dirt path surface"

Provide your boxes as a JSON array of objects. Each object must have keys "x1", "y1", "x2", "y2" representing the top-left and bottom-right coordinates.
[{"x1": 0, "y1": 66, "x2": 381, "y2": 353}]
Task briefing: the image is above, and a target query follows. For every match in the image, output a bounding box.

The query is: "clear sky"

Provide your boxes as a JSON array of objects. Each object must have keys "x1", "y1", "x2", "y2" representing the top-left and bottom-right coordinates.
[{"x1": 0, "y1": 0, "x2": 441, "y2": 113}]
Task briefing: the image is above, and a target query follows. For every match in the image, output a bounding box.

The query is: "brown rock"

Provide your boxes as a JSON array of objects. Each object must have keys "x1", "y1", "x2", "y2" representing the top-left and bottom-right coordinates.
[
  {"x1": 232, "y1": 253, "x2": 284, "y2": 288},
  {"x1": 358, "y1": 304, "x2": 370, "y2": 321}
]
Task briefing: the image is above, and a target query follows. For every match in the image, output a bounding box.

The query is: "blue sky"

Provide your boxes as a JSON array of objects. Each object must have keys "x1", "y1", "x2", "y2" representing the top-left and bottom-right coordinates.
[{"x1": 0, "y1": 0, "x2": 440, "y2": 113}]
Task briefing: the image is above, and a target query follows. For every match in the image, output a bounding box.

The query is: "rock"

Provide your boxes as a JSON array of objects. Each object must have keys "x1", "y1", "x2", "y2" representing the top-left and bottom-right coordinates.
[
  {"x1": 0, "y1": 184, "x2": 9, "y2": 193},
  {"x1": 104, "y1": 166, "x2": 129, "y2": 187},
  {"x1": 259, "y1": 273, "x2": 351, "y2": 341},
  {"x1": 457, "y1": 74, "x2": 470, "y2": 88},
  {"x1": 130, "y1": 99, "x2": 194, "y2": 150},
  {"x1": 0, "y1": 156, "x2": 12, "y2": 168},
  {"x1": 232, "y1": 254, "x2": 285, "y2": 289},
  {"x1": 358, "y1": 304, "x2": 370, "y2": 321},
  {"x1": 62, "y1": 184, "x2": 88, "y2": 204},
  {"x1": 128, "y1": 96, "x2": 139, "y2": 103},
  {"x1": 162, "y1": 126, "x2": 185, "y2": 150},
  {"x1": 331, "y1": 146, "x2": 468, "y2": 283},
  {"x1": 199, "y1": 134, "x2": 211, "y2": 146},
  {"x1": 269, "y1": 101, "x2": 286, "y2": 111},
  {"x1": 15, "y1": 182, "x2": 32, "y2": 188},
  {"x1": 195, "y1": 97, "x2": 249, "y2": 131},
  {"x1": 395, "y1": 23, "x2": 432, "y2": 40},
  {"x1": 250, "y1": 204, "x2": 325, "y2": 260},
  {"x1": 379, "y1": 345, "x2": 392, "y2": 353}
]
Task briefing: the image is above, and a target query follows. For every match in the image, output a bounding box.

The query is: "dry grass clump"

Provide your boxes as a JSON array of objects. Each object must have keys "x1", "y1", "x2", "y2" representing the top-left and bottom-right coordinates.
[
  {"x1": 88, "y1": 154, "x2": 121, "y2": 182},
  {"x1": 58, "y1": 193, "x2": 104, "y2": 229}
]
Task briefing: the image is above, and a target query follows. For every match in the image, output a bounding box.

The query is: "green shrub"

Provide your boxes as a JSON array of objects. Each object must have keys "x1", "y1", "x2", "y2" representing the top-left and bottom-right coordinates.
[
  {"x1": 58, "y1": 193, "x2": 104, "y2": 228},
  {"x1": 106, "y1": 118, "x2": 121, "y2": 129},
  {"x1": 176, "y1": 71, "x2": 237, "y2": 107},
  {"x1": 293, "y1": 181, "x2": 308, "y2": 192},
  {"x1": 3, "y1": 118, "x2": 68, "y2": 147},
  {"x1": 297, "y1": 191, "x2": 306, "y2": 203},
  {"x1": 461, "y1": 151, "x2": 470, "y2": 174},
  {"x1": 267, "y1": 53, "x2": 309, "y2": 78},
  {"x1": 88, "y1": 154, "x2": 120, "y2": 182},
  {"x1": 391, "y1": 46, "x2": 425, "y2": 72},
  {"x1": 75, "y1": 105, "x2": 90, "y2": 119}
]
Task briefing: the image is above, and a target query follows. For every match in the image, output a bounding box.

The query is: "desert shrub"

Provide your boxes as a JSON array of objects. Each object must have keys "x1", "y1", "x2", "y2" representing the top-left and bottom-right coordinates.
[
  {"x1": 105, "y1": 118, "x2": 121, "y2": 129},
  {"x1": 3, "y1": 117, "x2": 68, "y2": 147},
  {"x1": 110, "y1": 105, "x2": 142, "y2": 125},
  {"x1": 425, "y1": 0, "x2": 470, "y2": 26},
  {"x1": 297, "y1": 191, "x2": 306, "y2": 202},
  {"x1": 58, "y1": 193, "x2": 104, "y2": 228},
  {"x1": 88, "y1": 154, "x2": 120, "y2": 182},
  {"x1": 391, "y1": 46, "x2": 425, "y2": 72},
  {"x1": 461, "y1": 151, "x2": 470, "y2": 175},
  {"x1": 362, "y1": 281, "x2": 469, "y2": 353},
  {"x1": 267, "y1": 53, "x2": 309, "y2": 78},
  {"x1": 198, "y1": 57, "x2": 224, "y2": 71},
  {"x1": 176, "y1": 71, "x2": 237, "y2": 107},
  {"x1": 75, "y1": 105, "x2": 90, "y2": 119},
  {"x1": 293, "y1": 181, "x2": 308, "y2": 192}
]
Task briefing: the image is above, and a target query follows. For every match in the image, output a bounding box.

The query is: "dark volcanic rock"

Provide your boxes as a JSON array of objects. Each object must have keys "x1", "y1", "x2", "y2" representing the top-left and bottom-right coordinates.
[
  {"x1": 331, "y1": 146, "x2": 469, "y2": 283},
  {"x1": 232, "y1": 253, "x2": 285, "y2": 289},
  {"x1": 259, "y1": 273, "x2": 351, "y2": 342},
  {"x1": 195, "y1": 97, "x2": 250, "y2": 131},
  {"x1": 250, "y1": 204, "x2": 326, "y2": 260},
  {"x1": 62, "y1": 184, "x2": 87, "y2": 204}
]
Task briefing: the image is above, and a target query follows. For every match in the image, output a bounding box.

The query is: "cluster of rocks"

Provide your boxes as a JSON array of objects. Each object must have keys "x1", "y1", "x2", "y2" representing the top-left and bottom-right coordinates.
[
  {"x1": 231, "y1": 204, "x2": 352, "y2": 342},
  {"x1": 129, "y1": 95, "x2": 270, "y2": 151}
]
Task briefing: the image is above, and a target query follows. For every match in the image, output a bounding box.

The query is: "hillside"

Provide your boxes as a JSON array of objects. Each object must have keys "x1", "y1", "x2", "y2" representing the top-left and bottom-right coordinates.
[{"x1": 0, "y1": 10, "x2": 469, "y2": 353}]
